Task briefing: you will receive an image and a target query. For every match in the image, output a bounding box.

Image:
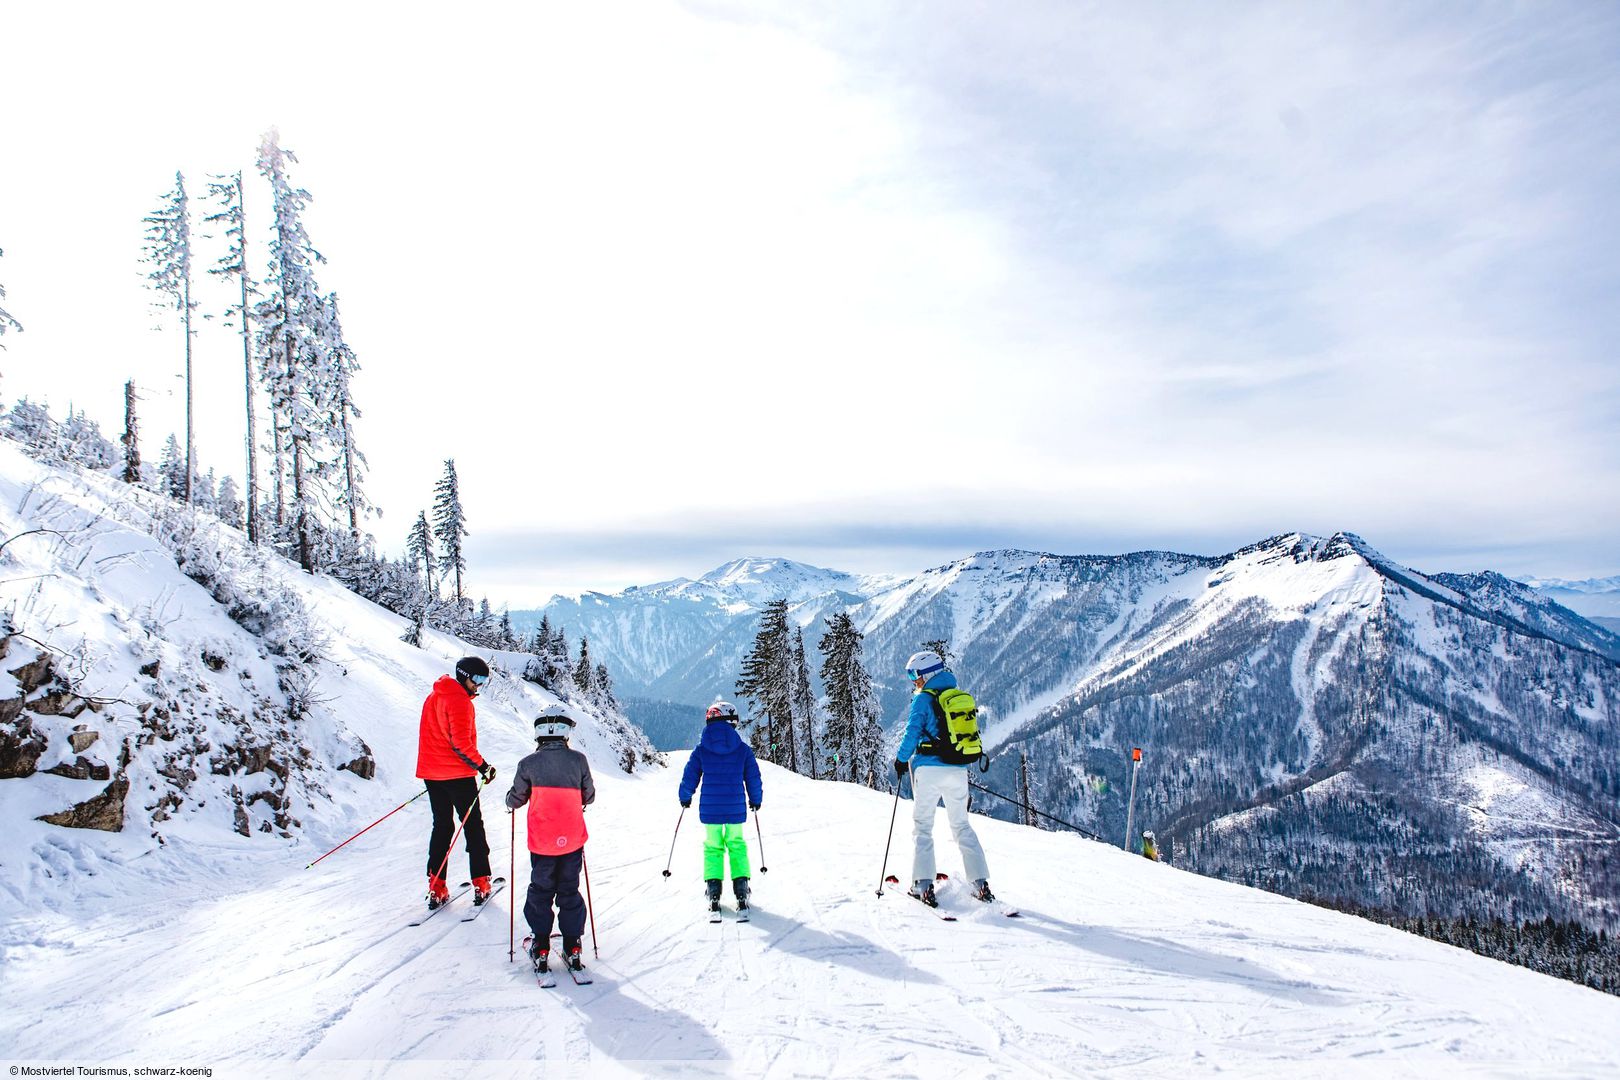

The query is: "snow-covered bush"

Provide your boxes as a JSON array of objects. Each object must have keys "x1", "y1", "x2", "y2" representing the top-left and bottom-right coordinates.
[{"x1": 152, "y1": 505, "x2": 325, "y2": 666}]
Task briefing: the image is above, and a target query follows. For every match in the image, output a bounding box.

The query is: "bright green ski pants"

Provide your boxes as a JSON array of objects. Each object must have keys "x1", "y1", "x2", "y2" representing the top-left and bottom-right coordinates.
[{"x1": 703, "y1": 823, "x2": 751, "y2": 880}]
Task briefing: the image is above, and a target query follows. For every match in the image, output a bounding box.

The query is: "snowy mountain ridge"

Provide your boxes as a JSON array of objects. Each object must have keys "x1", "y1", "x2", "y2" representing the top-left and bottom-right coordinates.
[{"x1": 521, "y1": 532, "x2": 1620, "y2": 934}]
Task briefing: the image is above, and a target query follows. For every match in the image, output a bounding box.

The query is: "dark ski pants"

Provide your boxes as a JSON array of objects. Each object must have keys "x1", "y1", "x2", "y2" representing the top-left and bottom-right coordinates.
[
  {"x1": 524, "y1": 848, "x2": 586, "y2": 944},
  {"x1": 425, "y1": 777, "x2": 491, "y2": 881}
]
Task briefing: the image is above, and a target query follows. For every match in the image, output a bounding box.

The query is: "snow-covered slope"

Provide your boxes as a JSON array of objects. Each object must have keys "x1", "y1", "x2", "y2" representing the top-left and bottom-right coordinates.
[
  {"x1": 0, "y1": 435, "x2": 651, "y2": 908},
  {"x1": 4, "y1": 446, "x2": 1619, "y2": 1072},
  {"x1": 4, "y1": 758, "x2": 1620, "y2": 1073}
]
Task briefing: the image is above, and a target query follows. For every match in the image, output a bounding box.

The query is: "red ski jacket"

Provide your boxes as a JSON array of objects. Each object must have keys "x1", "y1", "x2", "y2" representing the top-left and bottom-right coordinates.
[
  {"x1": 415, "y1": 675, "x2": 486, "y2": 781},
  {"x1": 505, "y1": 740, "x2": 595, "y2": 855}
]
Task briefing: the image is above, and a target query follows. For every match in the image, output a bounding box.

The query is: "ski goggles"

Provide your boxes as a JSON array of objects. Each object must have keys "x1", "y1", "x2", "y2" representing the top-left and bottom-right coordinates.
[{"x1": 469, "y1": 673, "x2": 489, "y2": 686}]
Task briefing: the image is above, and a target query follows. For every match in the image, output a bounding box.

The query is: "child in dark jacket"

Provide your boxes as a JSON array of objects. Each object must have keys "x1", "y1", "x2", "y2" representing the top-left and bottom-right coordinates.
[
  {"x1": 506, "y1": 705, "x2": 595, "y2": 972},
  {"x1": 678, "y1": 700, "x2": 763, "y2": 912}
]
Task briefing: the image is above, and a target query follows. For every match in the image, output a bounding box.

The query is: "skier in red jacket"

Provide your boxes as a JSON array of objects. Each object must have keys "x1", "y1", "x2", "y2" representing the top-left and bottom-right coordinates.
[{"x1": 416, "y1": 656, "x2": 497, "y2": 908}]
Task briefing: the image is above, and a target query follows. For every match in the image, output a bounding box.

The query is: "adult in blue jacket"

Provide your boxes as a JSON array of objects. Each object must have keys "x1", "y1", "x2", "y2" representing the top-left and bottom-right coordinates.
[
  {"x1": 679, "y1": 700, "x2": 764, "y2": 912},
  {"x1": 894, "y1": 649, "x2": 992, "y2": 906}
]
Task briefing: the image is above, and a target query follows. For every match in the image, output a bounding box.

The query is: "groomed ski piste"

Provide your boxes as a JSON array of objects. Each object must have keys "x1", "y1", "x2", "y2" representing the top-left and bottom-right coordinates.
[{"x1": 3, "y1": 442, "x2": 1620, "y2": 1078}]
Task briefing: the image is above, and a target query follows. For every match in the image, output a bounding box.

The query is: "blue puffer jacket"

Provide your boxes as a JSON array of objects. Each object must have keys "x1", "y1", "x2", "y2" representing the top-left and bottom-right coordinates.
[
  {"x1": 679, "y1": 721, "x2": 764, "y2": 825},
  {"x1": 895, "y1": 670, "x2": 967, "y2": 768}
]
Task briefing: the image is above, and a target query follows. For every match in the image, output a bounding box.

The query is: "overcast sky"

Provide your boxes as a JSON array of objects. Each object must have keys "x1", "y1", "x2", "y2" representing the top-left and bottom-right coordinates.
[{"x1": 2, "y1": 1, "x2": 1617, "y2": 606}]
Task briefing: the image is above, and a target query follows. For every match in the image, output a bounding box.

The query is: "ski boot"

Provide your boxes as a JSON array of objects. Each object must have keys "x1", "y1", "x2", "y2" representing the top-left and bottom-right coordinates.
[
  {"x1": 705, "y1": 878, "x2": 723, "y2": 915},
  {"x1": 907, "y1": 880, "x2": 938, "y2": 907},
  {"x1": 472, "y1": 875, "x2": 493, "y2": 905},
  {"x1": 971, "y1": 879, "x2": 995, "y2": 903},
  {"x1": 528, "y1": 938, "x2": 550, "y2": 973},
  {"x1": 733, "y1": 876, "x2": 751, "y2": 912},
  {"x1": 563, "y1": 935, "x2": 585, "y2": 971},
  {"x1": 426, "y1": 874, "x2": 451, "y2": 910}
]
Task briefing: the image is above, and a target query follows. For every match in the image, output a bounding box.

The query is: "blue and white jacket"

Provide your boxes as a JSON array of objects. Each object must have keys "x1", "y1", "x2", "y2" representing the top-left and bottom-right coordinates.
[{"x1": 895, "y1": 670, "x2": 968, "y2": 769}]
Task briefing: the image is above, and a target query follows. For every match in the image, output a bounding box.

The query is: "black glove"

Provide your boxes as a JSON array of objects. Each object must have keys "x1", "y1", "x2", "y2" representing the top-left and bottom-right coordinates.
[
  {"x1": 478, "y1": 763, "x2": 497, "y2": 784},
  {"x1": 749, "y1": 802, "x2": 760, "y2": 812},
  {"x1": 680, "y1": 799, "x2": 691, "y2": 809},
  {"x1": 894, "y1": 760, "x2": 909, "y2": 778}
]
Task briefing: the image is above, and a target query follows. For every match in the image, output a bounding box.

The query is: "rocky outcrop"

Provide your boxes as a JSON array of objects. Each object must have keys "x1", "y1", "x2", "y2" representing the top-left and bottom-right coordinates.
[{"x1": 36, "y1": 777, "x2": 129, "y2": 832}]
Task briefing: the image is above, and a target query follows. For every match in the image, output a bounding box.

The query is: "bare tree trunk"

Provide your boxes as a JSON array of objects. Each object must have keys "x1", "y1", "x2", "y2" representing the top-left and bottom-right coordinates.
[
  {"x1": 121, "y1": 380, "x2": 141, "y2": 483},
  {"x1": 341, "y1": 405, "x2": 358, "y2": 538},
  {"x1": 285, "y1": 334, "x2": 311, "y2": 571}
]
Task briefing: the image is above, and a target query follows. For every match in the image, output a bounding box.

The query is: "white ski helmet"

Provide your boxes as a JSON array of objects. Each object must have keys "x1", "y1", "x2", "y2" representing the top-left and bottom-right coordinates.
[
  {"x1": 905, "y1": 649, "x2": 947, "y2": 680},
  {"x1": 705, "y1": 700, "x2": 739, "y2": 723},
  {"x1": 533, "y1": 704, "x2": 577, "y2": 740}
]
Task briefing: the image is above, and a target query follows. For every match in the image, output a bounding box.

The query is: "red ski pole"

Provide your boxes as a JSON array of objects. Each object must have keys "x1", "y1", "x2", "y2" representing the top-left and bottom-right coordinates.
[
  {"x1": 582, "y1": 848, "x2": 599, "y2": 959},
  {"x1": 305, "y1": 788, "x2": 428, "y2": 870}
]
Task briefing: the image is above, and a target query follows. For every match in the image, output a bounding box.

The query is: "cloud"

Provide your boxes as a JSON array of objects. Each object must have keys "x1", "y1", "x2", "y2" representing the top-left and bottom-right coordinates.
[{"x1": 2, "y1": 1, "x2": 1616, "y2": 606}]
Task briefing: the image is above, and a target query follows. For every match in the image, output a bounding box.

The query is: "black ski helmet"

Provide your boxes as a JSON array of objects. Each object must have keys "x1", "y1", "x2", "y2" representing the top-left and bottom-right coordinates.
[{"x1": 455, "y1": 656, "x2": 490, "y2": 681}]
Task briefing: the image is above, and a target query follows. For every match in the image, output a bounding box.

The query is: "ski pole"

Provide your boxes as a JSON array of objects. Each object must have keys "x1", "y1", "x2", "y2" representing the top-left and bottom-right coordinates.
[
  {"x1": 305, "y1": 788, "x2": 428, "y2": 870},
  {"x1": 967, "y1": 779, "x2": 1105, "y2": 841},
  {"x1": 582, "y1": 849, "x2": 599, "y2": 959},
  {"x1": 754, "y1": 810, "x2": 768, "y2": 873},
  {"x1": 661, "y1": 806, "x2": 686, "y2": 878},
  {"x1": 876, "y1": 770, "x2": 905, "y2": 897},
  {"x1": 430, "y1": 775, "x2": 491, "y2": 886},
  {"x1": 509, "y1": 807, "x2": 516, "y2": 964}
]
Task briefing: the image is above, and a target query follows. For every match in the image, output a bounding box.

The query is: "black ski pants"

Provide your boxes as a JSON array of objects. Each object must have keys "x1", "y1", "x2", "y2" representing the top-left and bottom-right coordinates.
[
  {"x1": 425, "y1": 777, "x2": 491, "y2": 881},
  {"x1": 524, "y1": 848, "x2": 586, "y2": 944}
]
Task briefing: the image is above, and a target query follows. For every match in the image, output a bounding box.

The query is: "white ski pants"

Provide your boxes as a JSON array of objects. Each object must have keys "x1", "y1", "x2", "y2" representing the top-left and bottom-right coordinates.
[{"x1": 909, "y1": 765, "x2": 989, "y2": 884}]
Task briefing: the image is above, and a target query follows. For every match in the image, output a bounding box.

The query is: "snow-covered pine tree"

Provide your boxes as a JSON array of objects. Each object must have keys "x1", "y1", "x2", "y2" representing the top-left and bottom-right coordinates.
[
  {"x1": 498, "y1": 610, "x2": 517, "y2": 650},
  {"x1": 216, "y1": 474, "x2": 244, "y2": 529},
  {"x1": 158, "y1": 434, "x2": 186, "y2": 499},
  {"x1": 121, "y1": 380, "x2": 141, "y2": 483},
  {"x1": 736, "y1": 598, "x2": 794, "y2": 767},
  {"x1": 205, "y1": 172, "x2": 260, "y2": 544},
  {"x1": 4, "y1": 399, "x2": 59, "y2": 462},
  {"x1": 406, "y1": 510, "x2": 435, "y2": 597},
  {"x1": 61, "y1": 409, "x2": 117, "y2": 470},
  {"x1": 0, "y1": 246, "x2": 21, "y2": 345},
  {"x1": 256, "y1": 130, "x2": 333, "y2": 571},
  {"x1": 432, "y1": 459, "x2": 468, "y2": 603},
  {"x1": 574, "y1": 635, "x2": 594, "y2": 695},
  {"x1": 315, "y1": 291, "x2": 371, "y2": 538},
  {"x1": 791, "y1": 626, "x2": 820, "y2": 779},
  {"x1": 819, "y1": 611, "x2": 885, "y2": 787},
  {"x1": 475, "y1": 598, "x2": 496, "y2": 646},
  {"x1": 547, "y1": 623, "x2": 571, "y2": 684},
  {"x1": 593, "y1": 662, "x2": 619, "y2": 711},
  {"x1": 195, "y1": 467, "x2": 218, "y2": 513},
  {"x1": 141, "y1": 172, "x2": 197, "y2": 503}
]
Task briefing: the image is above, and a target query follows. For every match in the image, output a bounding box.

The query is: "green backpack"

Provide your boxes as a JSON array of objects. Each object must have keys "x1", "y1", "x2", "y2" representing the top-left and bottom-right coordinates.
[{"x1": 920, "y1": 687, "x2": 987, "y2": 767}]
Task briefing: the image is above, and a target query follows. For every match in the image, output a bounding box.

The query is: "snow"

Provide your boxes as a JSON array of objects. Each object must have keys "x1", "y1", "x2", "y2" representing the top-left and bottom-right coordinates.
[
  {"x1": 5, "y1": 449, "x2": 1620, "y2": 1074},
  {"x1": 4, "y1": 762, "x2": 1620, "y2": 1074}
]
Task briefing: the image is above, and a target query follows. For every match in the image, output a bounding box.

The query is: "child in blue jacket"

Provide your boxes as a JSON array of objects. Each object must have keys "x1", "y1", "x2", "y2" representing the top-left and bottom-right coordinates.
[{"x1": 679, "y1": 700, "x2": 764, "y2": 912}]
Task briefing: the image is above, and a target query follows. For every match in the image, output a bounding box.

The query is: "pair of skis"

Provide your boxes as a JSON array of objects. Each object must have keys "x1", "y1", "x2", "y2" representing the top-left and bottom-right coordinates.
[
  {"x1": 709, "y1": 901, "x2": 751, "y2": 924},
  {"x1": 885, "y1": 873, "x2": 1019, "y2": 920},
  {"x1": 407, "y1": 876, "x2": 507, "y2": 926},
  {"x1": 520, "y1": 934, "x2": 593, "y2": 988}
]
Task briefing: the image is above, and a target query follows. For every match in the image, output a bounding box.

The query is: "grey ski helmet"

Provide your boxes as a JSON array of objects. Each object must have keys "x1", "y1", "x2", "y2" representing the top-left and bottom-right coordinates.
[
  {"x1": 533, "y1": 704, "x2": 577, "y2": 740},
  {"x1": 705, "y1": 700, "x2": 739, "y2": 723}
]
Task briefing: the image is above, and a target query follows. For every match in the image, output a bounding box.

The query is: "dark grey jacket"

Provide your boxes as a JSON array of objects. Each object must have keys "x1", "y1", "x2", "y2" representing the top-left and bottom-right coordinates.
[{"x1": 506, "y1": 739, "x2": 596, "y2": 854}]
